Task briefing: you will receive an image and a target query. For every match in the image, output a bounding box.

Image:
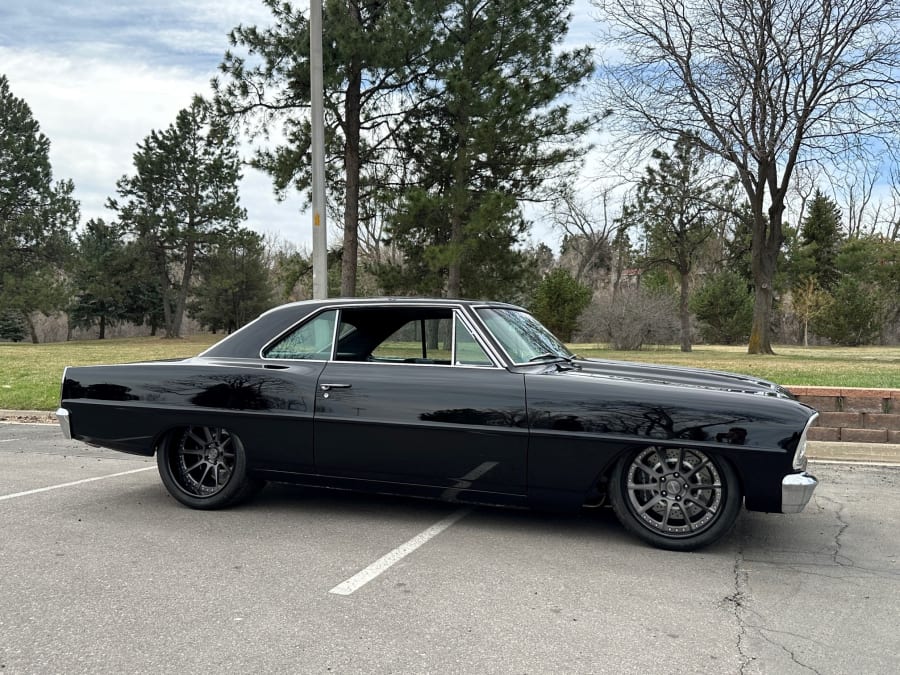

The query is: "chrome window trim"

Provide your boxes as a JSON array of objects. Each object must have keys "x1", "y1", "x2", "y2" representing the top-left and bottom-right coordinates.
[
  {"x1": 321, "y1": 360, "x2": 500, "y2": 371},
  {"x1": 259, "y1": 302, "x2": 504, "y2": 369},
  {"x1": 451, "y1": 311, "x2": 457, "y2": 364},
  {"x1": 329, "y1": 308, "x2": 342, "y2": 361},
  {"x1": 452, "y1": 309, "x2": 502, "y2": 368}
]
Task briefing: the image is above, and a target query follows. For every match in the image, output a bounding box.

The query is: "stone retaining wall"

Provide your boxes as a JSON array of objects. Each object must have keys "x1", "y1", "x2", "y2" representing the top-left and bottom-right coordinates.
[{"x1": 788, "y1": 387, "x2": 900, "y2": 444}]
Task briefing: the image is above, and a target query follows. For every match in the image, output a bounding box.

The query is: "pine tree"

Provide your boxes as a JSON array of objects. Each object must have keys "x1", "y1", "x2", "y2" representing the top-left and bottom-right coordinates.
[
  {"x1": 530, "y1": 268, "x2": 592, "y2": 342},
  {"x1": 68, "y1": 219, "x2": 131, "y2": 339},
  {"x1": 381, "y1": 0, "x2": 594, "y2": 298},
  {"x1": 216, "y1": 0, "x2": 445, "y2": 296},
  {"x1": 0, "y1": 74, "x2": 78, "y2": 341},
  {"x1": 793, "y1": 189, "x2": 843, "y2": 291},
  {"x1": 0, "y1": 311, "x2": 26, "y2": 342},
  {"x1": 189, "y1": 229, "x2": 273, "y2": 333},
  {"x1": 109, "y1": 97, "x2": 245, "y2": 338},
  {"x1": 624, "y1": 133, "x2": 733, "y2": 351}
]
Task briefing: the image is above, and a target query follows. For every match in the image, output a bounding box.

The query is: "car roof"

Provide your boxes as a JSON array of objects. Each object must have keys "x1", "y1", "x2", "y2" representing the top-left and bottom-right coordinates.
[
  {"x1": 200, "y1": 297, "x2": 525, "y2": 359},
  {"x1": 259, "y1": 297, "x2": 524, "y2": 314}
]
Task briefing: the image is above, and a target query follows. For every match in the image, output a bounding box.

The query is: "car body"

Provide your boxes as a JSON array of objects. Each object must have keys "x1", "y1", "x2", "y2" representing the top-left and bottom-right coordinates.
[{"x1": 57, "y1": 298, "x2": 819, "y2": 550}]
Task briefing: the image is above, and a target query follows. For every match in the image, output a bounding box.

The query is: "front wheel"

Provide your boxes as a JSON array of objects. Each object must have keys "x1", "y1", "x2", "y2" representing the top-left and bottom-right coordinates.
[
  {"x1": 609, "y1": 446, "x2": 742, "y2": 551},
  {"x1": 157, "y1": 426, "x2": 264, "y2": 509}
]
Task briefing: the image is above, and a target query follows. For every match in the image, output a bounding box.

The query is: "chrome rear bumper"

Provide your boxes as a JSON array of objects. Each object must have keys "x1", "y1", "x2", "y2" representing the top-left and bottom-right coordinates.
[
  {"x1": 56, "y1": 407, "x2": 71, "y2": 439},
  {"x1": 782, "y1": 472, "x2": 818, "y2": 513}
]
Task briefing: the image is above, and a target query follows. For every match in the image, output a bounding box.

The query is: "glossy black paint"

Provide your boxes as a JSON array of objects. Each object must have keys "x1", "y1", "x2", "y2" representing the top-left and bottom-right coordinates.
[
  {"x1": 59, "y1": 298, "x2": 817, "y2": 513},
  {"x1": 523, "y1": 364, "x2": 811, "y2": 511},
  {"x1": 314, "y1": 361, "x2": 528, "y2": 494}
]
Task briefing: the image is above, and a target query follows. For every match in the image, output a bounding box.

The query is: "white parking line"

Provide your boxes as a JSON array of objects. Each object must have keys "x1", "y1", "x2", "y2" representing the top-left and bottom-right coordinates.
[
  {"x1": 0, "y1": 438, "x2": 25, "y2": 443},
  {"x1": 330, "y1": 508, "x2": 471, "y2": 596},
  {"x1": 441, "y1": 461, "x2": 498, "y2": 501},
  {"x1": 0, "y1": 466, "x2": 156, "y2": 502}
]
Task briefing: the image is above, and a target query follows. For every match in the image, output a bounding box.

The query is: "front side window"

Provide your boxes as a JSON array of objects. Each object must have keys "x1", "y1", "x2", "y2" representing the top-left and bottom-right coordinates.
[
  {"x1": 370, "y1": 316, "x2": 453, "y2": 363},
  {"x1": 476, "y1": 307, "x2": 573, "y2": 365},
  {"x1": 263, "y1": 310, "x2": 337, "y2": 360},
  {"x1": 454, "y1": 316, "x2": 493, "y2": 366}
]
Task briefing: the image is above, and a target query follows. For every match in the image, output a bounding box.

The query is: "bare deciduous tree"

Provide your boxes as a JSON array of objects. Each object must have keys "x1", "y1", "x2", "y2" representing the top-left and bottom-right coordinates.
[
  {"x1": 592, "y1": 0, "x2": 900, "y2": 353},
  {"x1": 827, "y1": 159, "x2": 880, "y2": 239},
  {"x1": 549, "y1": 182, "x2": 620, "y2": 285}
]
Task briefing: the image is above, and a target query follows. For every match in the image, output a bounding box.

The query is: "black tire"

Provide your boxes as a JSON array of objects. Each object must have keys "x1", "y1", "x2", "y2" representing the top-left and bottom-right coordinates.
[
  {"x1": 156, "y1": 426, "x2": 265, "y2": 509},
  {"x1": 609, "y1": 446, "x2": 742, "y2": 551}
]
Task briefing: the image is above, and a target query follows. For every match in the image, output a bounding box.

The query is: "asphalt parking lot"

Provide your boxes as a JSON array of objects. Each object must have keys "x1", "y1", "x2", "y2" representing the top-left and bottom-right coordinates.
[{"x1": 1, "y1": 422, "x2": 898, "y2": 674}]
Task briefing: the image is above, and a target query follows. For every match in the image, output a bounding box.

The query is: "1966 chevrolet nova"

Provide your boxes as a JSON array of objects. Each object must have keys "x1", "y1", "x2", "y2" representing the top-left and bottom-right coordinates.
[{"x1": 57, "y1": 298, "x2": 819, "y2": 550}]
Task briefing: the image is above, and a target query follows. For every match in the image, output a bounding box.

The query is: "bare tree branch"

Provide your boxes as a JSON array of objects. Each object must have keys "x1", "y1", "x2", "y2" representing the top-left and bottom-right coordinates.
[{"x1": 592, "y1": 0, "x2": 900, "y2": 352}]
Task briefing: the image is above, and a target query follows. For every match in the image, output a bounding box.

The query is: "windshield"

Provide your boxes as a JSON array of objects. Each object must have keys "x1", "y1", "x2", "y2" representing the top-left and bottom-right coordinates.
[{"x1": 476, "y1": 308, "x2": 574, "y2": 365}]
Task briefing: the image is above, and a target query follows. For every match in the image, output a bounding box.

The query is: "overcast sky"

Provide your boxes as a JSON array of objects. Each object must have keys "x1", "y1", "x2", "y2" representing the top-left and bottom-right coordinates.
[{"x1": 1, "y1": 0, "x2": 597, "y2": 251}]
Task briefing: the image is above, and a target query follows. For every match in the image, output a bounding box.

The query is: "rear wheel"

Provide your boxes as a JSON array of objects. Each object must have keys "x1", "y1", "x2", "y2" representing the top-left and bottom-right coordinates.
[
  {"x1": 157, "y1": 426, "x2": 264, "y2": 509},
  {"x1": 609, "y1": 446, "x2": 742, "y2": 551}
]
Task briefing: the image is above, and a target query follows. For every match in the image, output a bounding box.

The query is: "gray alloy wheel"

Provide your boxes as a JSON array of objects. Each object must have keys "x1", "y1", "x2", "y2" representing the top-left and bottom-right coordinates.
[
  {"x1": 157, "y1": 426, "x2": 263, "y2": 509},
  {"x1": 609, "y1": 446, "x2": 742, "y2": 551}
]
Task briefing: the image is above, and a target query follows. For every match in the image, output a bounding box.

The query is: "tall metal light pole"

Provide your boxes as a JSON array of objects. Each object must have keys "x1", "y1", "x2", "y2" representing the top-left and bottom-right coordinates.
[{"x1": 310, "y1": 0, "x2": 328, "y2": 299}]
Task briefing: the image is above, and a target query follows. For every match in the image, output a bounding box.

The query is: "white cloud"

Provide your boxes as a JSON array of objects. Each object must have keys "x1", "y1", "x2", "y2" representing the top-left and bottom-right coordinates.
[
  {"x1": 1, "y1": 36, "x2": 310, "y2": 246},
  {"x1": 1, "y1": 0, "x2": 601, "y2": 254}
]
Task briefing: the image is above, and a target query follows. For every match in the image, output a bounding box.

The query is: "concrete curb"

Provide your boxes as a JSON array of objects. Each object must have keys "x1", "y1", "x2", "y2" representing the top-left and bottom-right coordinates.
[
  {"x1": 4, "y1": 410, "x2": 900, "y2": 465},
  {"x1": 807, "y1": 441, "x2": 900, "y2": 465},
  {"x1": 0, "y1": 410, "x2": 57, "y2": 424}
]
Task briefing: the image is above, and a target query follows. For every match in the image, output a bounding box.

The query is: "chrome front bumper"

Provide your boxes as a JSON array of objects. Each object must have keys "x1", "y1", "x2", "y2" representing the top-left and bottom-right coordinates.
[
  {"x1": 56, "y1": 407, "x2": 71, "y2": 439},
  {"x1": 782, "y1": 472, "x2": 818, "y2": 513}
]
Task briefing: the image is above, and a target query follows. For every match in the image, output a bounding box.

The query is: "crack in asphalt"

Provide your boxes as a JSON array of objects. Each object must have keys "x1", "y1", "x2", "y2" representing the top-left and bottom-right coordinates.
[
  {"x1": 727, "y1": 528, "x2": 754, "y2": 675},
  {"x1": 727, "y1": 524, "x2": 826, "y2": 675},
  {"x1": 749, "y1": 626, "x2": 823, "y2": 674},
  {"x1": 815, "y1": 495, "x2": 854, "y2": 567},
  {"x1": 742, "y1": 560, "x2": 900, "y2": 582}
]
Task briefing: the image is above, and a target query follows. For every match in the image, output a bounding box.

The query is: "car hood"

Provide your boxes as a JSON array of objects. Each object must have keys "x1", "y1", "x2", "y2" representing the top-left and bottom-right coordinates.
[{"x1": 557, "y1": 358, "x2": 794, "y2": 399}]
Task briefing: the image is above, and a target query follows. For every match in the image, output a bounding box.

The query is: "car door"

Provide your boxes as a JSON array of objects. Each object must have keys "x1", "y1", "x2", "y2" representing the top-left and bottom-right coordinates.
[
  {"x1": 313, "y1": 307, "x2": 528, "y2": 497},
  {"x1": 250, "y1": 308, "x2": 338, "y2": 473}
]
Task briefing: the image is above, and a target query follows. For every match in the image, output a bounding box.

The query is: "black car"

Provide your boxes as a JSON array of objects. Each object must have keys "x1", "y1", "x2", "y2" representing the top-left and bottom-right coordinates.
[{"x1": 57, "y1": 298, "x2": 819, "y2": 550}]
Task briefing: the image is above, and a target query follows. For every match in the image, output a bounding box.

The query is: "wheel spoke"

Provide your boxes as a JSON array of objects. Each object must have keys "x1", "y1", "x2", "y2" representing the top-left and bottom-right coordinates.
[
  {"x1": 184, "y1": 459, "x2": 204, "y2": 472},
  {"x1": 677, "y1": 503, "x2": 694, "y2": 531},
  {"x1": 691, "y1": 483, "x2": 722, "y2": 492},
  {"x1": 636, "y1": 494, "x2": 664, "y2": 515},
  {"x1": 658, "y1": 500, "x2": 673, "y2": 528},
  {"x1": 683, "y1": 458, "x2": 711, "y2": 481},
  {"x1": 656, "y1": 448, "x2": 668, "y2": 470},
  {"x1": 198, "y1": 463, "x2": 213, "y2": 487},
  {"x1": 684, "y1": 497, "x2": 715, "y2": 516},
  {"x1": 628, "y1": 482, "x2": 658, "y2": 490}
]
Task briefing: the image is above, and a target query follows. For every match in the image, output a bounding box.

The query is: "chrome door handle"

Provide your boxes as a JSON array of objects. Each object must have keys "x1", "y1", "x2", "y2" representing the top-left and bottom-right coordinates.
[{"x1": 320, "y1": 383, "x2": 352, "y2": 391}]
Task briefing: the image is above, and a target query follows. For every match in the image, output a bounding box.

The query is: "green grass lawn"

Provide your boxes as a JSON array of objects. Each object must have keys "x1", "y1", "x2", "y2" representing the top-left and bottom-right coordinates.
[
  {"x1": 0, "y1": 335, "x2": 218, "y2": 411},
  {"x1": 571, "y1": 343, "x2": 900, "y2": 389},
  {"x1": 2, "y1": 335, "x2": 898, "y2": 411}
]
